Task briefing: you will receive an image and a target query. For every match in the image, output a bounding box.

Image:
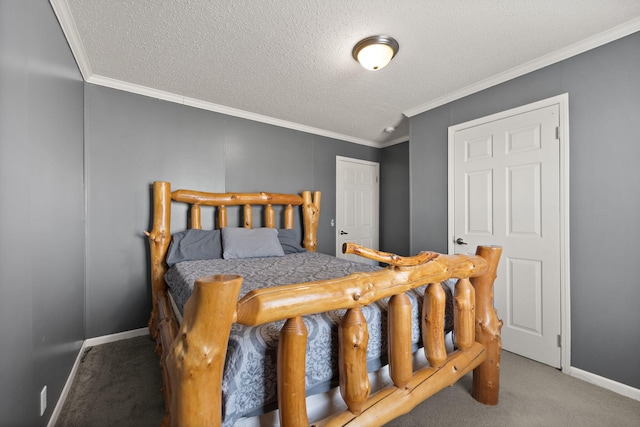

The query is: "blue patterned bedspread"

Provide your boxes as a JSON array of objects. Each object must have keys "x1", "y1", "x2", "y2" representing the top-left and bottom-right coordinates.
[{"x1": 165, "y1": 252, "x2": 435, "y2": 426}]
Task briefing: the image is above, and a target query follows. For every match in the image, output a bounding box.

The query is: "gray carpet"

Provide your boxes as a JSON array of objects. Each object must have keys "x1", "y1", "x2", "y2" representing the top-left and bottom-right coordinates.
[
  {"x1": 55, "y1": 335, "x2": 640, "y2": 426},
  {"x1": 55, "y1": 336, "x2": 164, "y2": 427}
]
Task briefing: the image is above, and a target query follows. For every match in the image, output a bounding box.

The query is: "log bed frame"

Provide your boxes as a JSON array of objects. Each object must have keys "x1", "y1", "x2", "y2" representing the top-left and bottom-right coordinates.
[{"x1": 146, "y1": 181, "x2": 502, "y2": 426}]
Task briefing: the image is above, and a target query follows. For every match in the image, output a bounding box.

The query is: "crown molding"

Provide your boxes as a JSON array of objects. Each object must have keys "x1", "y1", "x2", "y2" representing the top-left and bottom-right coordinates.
[
  {"x1": 86, "y1": 75, "x2": 381, "y2": 147},
  {"x1": 404, "y1": 17, "x2": 640, "y2": 117},
  {"x1": 183, "y1": 97, "x2": 381, "y2": 147},
  {"x1": 87, "y1": 75, "x2": 184, "y2": 103},
  {"x1": 49, "y1": 0, "x2": 92, "y2": 80}
]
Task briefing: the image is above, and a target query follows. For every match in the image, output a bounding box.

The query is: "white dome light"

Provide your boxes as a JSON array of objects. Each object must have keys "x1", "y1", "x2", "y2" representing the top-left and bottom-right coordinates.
[{"x1": 352, "y1": 36, "x2": 399, "y2": 71}]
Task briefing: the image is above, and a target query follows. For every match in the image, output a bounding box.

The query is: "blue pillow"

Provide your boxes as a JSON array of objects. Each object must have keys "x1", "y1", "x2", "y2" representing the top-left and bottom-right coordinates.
[
  {"x1": 277, "y1": 229, "x2": 306, "y2": 254},
  {"x1": 222, "y1": 227, "x2": 285, "y2": 259},
  {"x1": 166, "y1": 229, "x2": 222, "y2": 266}
]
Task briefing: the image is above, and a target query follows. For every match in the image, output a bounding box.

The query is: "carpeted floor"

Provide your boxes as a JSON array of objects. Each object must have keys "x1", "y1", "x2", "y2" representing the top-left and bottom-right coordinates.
[
  {"x1": 55, "y1": 335, "x2": 640, "y2": 426},
  {"x1": 55, "y1": 336, "x2": 164, "y2": 427}
]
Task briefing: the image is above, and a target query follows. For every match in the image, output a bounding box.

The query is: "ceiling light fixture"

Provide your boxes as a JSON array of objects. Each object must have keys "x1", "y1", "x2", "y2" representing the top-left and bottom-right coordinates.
[{"x1": 352, "y1": 35, "x2": 399, "y2": 71}]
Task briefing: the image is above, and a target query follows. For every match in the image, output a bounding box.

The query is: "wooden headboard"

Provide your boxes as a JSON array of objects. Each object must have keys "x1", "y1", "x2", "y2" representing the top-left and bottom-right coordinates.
[{"x1": 144, "y1": 181, "x2": 321, "y2": 321}]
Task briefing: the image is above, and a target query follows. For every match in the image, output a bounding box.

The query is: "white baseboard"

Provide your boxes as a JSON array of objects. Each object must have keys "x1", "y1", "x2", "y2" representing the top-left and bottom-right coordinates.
[
  {"x1": 47, "y1": 328, "x2": 150, "y2": 427},
  {"x1": 47, "y1": 340, "x2": 87, "y2": 427},
  {"x1": 569, "y1": 366, "x2": 640, "y2": 401},
  {"x1": 84, "y1": 327, "x2": 149, "y2": 347}
]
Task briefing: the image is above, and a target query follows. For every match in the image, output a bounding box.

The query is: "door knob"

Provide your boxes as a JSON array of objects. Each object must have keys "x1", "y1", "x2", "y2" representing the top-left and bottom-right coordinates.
[
  {"x1": 340, "y1": 230, "x2": 349, "y2": 235},
  {"x1": 455, "y1": 237, "x2": 468, "y2": 245}
]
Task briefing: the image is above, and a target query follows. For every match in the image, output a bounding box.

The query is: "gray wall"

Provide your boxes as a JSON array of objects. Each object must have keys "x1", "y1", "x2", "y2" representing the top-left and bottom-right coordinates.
[
  {"x1": 0, "y1": 1, "x2": 85, "y2": 426},
  {"x1": 410, "y1": 32, "x2": 640, "y2": 389},
  {"x1": 84, "y1": 85, "x2": 379, "y2": 338},
  {"x1": 380, "y1": 142, "x2": 411, "y2": 256},
  {"x1": 85, "y1": 85, "x2": 227, "y2": 338}
]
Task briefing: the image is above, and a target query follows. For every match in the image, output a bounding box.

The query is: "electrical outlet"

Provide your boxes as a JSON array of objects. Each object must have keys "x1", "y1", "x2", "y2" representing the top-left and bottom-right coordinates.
[{"x1": 40, "y1": 386, "x2": 47, "y2": 416}]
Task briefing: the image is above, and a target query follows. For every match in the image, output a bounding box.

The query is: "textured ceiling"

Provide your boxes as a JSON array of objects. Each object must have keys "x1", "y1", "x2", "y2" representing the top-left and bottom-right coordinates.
[{"x1": 52, "y1": 0, "x2": 640, "y2": 147}]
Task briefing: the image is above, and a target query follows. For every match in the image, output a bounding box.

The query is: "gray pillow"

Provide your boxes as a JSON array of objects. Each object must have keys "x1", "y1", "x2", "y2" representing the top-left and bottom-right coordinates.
[
  {"x1": 166, "y1": 229, "x2": 222, "y2": 266},
  {"x1": 277, "y1": 229, "x2": 306, "y2": 254},
  {"x1": 221, "y1": 227, "x2": 285, "y2": 259}
]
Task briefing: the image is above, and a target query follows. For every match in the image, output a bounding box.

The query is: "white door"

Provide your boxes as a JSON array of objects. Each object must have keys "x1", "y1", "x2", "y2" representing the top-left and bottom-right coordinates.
[
  {"x1": 450, "y1": 103, "x2": 562, "y2": 368},
  {"x1": 336, "y1": 156, "x2": 379, "y2": 265}
]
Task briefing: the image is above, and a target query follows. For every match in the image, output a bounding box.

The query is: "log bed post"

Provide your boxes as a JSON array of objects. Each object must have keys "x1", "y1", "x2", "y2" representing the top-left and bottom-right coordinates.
[
  {"x1": 339, "y1": 307, "x2": 371, "y2": 415},
  {"x1": 302, "y1": 190, "x2": 320, "y2": 252},
  {"x1": 423, "y1": 282, "x2": 447, "y2": 368},
  {"x1": 190, "y1": 204, "x2": 201, "y2": 229},
  {"x1": 388, "y1": 293, "x2": 413, "y2": 389},
  {"x1": 278, "y1": 316, "x2": 309, "y2": 426},
  {"x1": 145, "y1": 181, "x2": 172, "y2": 336},
  {"x1": 165, "y1": 274, "x2": 242, "y2": 427},
  {"x1": 471, "y1": 245, "x2": 503, "y2": 405},
  {"x1": 453, "y1": 278, "x2": 475, "y2": 351},
  {"x1": 243, "y1": 204, "x2": 253, "y2": 228},
  {"x1": 265, "y1": 204, "x2": 275, "y2": 228}
]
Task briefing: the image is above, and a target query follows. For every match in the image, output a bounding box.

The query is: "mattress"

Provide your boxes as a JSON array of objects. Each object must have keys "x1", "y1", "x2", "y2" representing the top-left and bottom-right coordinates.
[{"x1": 165, "y1": 251, "x2": 452, "y2": 426}]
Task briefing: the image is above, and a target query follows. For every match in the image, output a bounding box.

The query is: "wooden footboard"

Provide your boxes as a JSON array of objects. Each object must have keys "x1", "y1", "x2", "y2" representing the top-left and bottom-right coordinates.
[
  {"x1": 158, "y1": 244, "x2": 501, "y2": 426},
  {"x1": 145, "y1": 181, "x2": 502, "y2": 426}
]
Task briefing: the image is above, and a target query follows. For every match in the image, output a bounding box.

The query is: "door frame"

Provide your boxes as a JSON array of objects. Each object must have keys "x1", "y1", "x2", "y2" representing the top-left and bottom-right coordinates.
[
  {"x1": 335, "y1": 156, "x2": 380, "y2": 262},
  {"x1": 447, "y1": 93, "x2": 571, "y2": 372}
]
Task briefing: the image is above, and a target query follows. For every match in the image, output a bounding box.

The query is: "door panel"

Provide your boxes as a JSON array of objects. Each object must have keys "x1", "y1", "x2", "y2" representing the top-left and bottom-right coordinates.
[
  {"x1": 507, "y1": 163, "x2": 541, "y2": 236},
  {"x1": 508, "y1": 257, "x2": 542, "y2": 334},
  {"x1": 466, "y1": 169, "x2": 493, "y2": 235}
]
